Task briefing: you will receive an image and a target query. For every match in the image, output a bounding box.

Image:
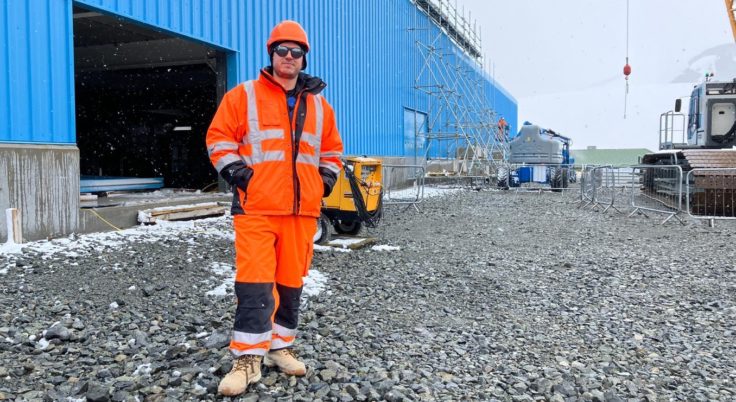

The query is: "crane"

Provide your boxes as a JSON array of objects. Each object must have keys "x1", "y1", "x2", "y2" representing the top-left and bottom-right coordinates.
[{"x1": 727, "y1": 0, "x2": 736, "y2": 42}]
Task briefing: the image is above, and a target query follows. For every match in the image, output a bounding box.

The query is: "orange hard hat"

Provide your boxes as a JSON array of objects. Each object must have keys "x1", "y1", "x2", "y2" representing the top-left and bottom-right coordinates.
[{"x1": 266, "y1": 20, "x2": 310, "y2": 53}]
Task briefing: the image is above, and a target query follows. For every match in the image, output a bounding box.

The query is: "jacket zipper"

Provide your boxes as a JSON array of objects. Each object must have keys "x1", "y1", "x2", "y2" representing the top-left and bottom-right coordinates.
[{"x1": 290, "y1": 91, "x2": 305, "y2": 215}]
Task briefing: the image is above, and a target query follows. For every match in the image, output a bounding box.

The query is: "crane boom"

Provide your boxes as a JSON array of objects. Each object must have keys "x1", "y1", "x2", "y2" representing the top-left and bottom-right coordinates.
[{"x1": 727, "y1": 0, "x2": 736, "y2": 42}]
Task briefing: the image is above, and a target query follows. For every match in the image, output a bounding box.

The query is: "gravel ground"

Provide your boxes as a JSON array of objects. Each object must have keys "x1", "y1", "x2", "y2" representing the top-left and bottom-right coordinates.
[{"x1": 1, "y1": 188, "x2": 735, "y2": 401}]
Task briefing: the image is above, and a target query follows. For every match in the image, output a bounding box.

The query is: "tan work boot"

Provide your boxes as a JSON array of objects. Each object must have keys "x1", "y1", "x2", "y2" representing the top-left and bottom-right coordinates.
[
  {"x1": 217, "y1": 354, "x2": 262, "y2": 396},
  {"x1": 263, "y1": 348, "x2": 307, "y2": 376}
]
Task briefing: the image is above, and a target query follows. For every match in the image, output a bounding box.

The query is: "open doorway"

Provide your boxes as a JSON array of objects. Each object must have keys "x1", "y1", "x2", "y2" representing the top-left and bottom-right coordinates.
[{"x1": 73, "y1": 6, "x2": 228, "y2": 193}]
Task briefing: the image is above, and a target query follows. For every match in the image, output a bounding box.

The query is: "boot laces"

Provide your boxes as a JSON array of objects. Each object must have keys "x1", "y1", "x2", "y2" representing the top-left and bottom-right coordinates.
[
  {"x1": 234, "y1": 354, "x2": 260, "y2": 374},
  {"x1": 278, "y1": 348, "x2": 298, "y2": 359}
]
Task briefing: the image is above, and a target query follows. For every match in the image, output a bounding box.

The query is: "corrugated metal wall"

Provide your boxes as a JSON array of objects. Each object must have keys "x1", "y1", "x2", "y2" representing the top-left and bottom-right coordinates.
[
  {"x1": 0, "y1": 0, "x2": 76, "y2": 144},
  {"x1": 0, "y1": 0, "x2": 517, "y2": 156}
]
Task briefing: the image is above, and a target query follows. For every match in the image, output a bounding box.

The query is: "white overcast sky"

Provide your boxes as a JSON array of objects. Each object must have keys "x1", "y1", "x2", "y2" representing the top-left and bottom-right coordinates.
[{"x1": 457, "y1": 0, "x2": 734, "y2": 149}]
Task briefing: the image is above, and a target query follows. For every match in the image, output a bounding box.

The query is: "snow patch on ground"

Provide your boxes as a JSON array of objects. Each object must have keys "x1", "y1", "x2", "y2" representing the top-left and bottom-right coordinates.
[
  {"x1": 206, "y1": 282, "x2": 231, "y2": 297},
  {"x1": 0, "y1": 242, "x2": 23, "y2": 255},
  {"x1": 385, "y1": 185, "x2": 463, "y2": 202},
  {"x1": 0, "y1": 215, "x2": 233, "y2": 259},
  {"x1": 205, "y1": 262, "x2": 234, "y2": 297},
  {"x1": 303, "y1": 270, "x2": 328, "y2": 297},
  {"x1": 209, "y1": 262, "x2": 233, "y2": 277},
  {"x1": 371, "y1": 245, "x2": 401, "y2": 251}
]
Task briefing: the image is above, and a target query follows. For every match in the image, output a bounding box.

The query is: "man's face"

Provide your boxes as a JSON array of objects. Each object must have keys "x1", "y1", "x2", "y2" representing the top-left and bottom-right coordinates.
[{"x1": 272, "y1": 41, "x2": 304, "y2": 80}]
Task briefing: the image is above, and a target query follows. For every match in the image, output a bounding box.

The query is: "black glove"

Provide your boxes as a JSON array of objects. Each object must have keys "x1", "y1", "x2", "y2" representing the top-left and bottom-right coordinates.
[
  {"x1": 320, "y1": 167, "x2": 337, "y2": 197},
  {"x1": 220, "y1": 161, "x2": 253, "y2": 192}
]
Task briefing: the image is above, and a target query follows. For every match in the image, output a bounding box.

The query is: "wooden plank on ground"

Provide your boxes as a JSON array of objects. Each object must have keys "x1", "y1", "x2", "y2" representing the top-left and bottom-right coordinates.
[
  {"x1": 327, "y1": 236, "x2": 378, "y2": 250},
  {"x1": 138, "y1": 202, "x2": 226, "y2": 223}
]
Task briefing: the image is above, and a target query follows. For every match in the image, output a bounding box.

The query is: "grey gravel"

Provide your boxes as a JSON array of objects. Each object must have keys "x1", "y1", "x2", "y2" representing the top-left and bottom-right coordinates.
[
  {"x1": 44, "y1": 323, "x2": 70, "y2": 341},
  {"x1": 86, "y1": 382, "x2": 110, "y2": 402},
  {"x1": 1, "y1": 188, "x2": 735, "y2": 401}
]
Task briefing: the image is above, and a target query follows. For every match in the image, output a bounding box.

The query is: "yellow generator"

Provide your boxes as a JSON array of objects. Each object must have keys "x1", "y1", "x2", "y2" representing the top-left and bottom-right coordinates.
[{"x1": 315, "y1": 157, "x2": 383, "y2": 244}]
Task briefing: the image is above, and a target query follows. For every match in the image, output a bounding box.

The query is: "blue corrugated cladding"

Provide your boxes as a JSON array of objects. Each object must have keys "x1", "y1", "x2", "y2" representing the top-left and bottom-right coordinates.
[
  {"x1": 0, "y1": 0, "x2": 75, "y2": 143},
  {"x1": 1, "y1": 0, "x2": 517, "y2": 156}
]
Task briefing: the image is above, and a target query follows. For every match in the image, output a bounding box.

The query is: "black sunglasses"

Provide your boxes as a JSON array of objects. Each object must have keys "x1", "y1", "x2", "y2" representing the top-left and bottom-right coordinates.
[{"x1": 273, "y1": 45, "x2": 305, "y2": 59}]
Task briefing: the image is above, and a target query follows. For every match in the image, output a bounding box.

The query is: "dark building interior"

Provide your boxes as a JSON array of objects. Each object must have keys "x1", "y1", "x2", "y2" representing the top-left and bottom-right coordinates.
[{"x1": 73, "y1": 6, "x2": 227, "y2": 191}]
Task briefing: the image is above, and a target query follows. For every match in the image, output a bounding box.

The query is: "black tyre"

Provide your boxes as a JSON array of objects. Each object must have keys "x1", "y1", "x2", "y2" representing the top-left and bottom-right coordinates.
[
  {"x1": 333, "y1": 219, "x2": 362, "y2": 235},
  {"x1": 497, "y1": 166, "x2": 510, "y2": 189},
  {"x1": 550, "y1": 167, "x2": 562, "y2": 192},
  {"x1": 314, "y1": 213, "x2": 330, "y2": 245},
  {"x1": 561, "y1": 169, "x2": 569, "y2": 188}
]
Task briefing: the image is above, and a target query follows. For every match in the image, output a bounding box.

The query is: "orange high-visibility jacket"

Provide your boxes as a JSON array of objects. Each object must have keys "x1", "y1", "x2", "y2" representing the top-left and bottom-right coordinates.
[{"x1": 206, "y1": 69, "x2": 343, "y2": 217}]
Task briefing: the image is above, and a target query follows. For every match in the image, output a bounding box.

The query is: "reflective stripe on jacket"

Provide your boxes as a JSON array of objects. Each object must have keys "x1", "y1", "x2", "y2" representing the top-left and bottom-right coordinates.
[{"x1": 206, "y1": 69, "x2": 343, "y2": 217}]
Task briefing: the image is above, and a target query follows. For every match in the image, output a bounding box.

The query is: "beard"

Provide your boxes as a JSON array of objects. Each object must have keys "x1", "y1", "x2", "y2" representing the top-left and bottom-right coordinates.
[{"x1": 274, "y1": 63, "x2": 300, "y2": 80}]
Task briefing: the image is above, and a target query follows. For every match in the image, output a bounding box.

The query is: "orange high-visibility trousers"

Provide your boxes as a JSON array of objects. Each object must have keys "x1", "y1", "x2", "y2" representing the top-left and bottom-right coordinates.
[{"x1": 229, "y1": 214, "x2": 316, "y2": 356}]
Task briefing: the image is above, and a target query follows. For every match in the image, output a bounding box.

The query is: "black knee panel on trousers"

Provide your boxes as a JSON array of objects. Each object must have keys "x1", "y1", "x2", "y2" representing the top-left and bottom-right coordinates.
[
  {"x1": 234, "y1": 282, "x2": 275, "y2": 333},
  {"x1": 274, "y1": 283, "x2": 302, "y2": 329}
]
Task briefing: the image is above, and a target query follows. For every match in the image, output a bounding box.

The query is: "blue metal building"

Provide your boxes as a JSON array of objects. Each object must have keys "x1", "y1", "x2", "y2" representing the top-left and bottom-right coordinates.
[{"x1": 0, "y1": 0, "x2": 517, "y2": 241}]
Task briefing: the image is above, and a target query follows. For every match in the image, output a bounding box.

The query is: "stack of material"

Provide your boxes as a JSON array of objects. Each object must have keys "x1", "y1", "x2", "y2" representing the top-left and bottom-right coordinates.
[{"x1": 137, "y1": 202, "x2": 227, "y2": 224}]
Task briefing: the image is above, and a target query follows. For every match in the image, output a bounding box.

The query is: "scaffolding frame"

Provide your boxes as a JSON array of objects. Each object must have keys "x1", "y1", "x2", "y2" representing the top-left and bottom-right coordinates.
[{"x1": 410, "y1": 0, "x2": 509, "y2": 176}]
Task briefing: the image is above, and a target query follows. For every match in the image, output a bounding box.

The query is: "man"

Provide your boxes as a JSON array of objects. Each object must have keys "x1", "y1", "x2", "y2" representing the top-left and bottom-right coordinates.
[
  {"x1": 495, "y1": 116, "x2": 509, "y2": 142},
  {"x1": 206, "y1": 20, "x2": 343, "y2": 396},
  {"x1": 498, "y1": 117, "x2": 508, "y2": 136}
]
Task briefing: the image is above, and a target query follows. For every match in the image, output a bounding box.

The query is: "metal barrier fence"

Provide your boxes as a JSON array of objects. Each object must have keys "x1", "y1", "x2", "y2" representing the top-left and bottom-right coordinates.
[
  {"x1": 628, "y1": 165, "x2": 684, "y2": 224},
  {"x1": 578, "y1": 165, "x2": 686, "y2": 225},
  {"x1": 686, "y1": 168, "x2": 736, "y2": 224},
  {"x1": 574, "y1": 164, "x2": 736, "y2": 226},
  {"x1": 577, "y1": 165, "x2": 632, "y2": 212},
  {"x1": 382, "y1": 164, "x2": 426, "y2": 211},
  {"x1": 578, "y1": 165, "x2": 597, "y2": 207},
  {"x1": 590, "y1": 166, "x2": 621, "y2": 213}
]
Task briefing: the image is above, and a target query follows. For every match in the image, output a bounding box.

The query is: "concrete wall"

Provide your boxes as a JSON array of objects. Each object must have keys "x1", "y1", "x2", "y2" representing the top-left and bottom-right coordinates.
[
  {"x1": 0, "y1": 144, "x2": 79, "y2": 242},
  {"x1": 77, "y1": 195, "x2": 231, "y2": 235}
]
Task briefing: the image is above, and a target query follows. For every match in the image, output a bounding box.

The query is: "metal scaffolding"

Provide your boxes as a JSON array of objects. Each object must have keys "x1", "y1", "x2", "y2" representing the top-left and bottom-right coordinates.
[{"x1": 410, "y1": 0, "x2": 509, "y2": 176}]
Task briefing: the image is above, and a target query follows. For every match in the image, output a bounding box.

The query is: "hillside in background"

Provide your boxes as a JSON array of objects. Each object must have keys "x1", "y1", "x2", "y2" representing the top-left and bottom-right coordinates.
[
  {"x1": 520, "y1": 44, "x2": 736, "y2": 151},
  {"x1": 673, "y1": 44, "x2": 736, "y2": 83}
]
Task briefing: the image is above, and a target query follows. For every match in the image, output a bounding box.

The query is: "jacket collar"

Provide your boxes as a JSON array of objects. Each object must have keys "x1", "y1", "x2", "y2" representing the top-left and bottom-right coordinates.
[{"x1": 259, "y1": 67, "x2": 326, "y2": 95}]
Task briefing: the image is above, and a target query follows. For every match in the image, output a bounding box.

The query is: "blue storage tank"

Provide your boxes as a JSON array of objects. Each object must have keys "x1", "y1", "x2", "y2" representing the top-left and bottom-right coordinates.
[{"x1": 518, "y1": 166, "x2": 533, "y2": 183}]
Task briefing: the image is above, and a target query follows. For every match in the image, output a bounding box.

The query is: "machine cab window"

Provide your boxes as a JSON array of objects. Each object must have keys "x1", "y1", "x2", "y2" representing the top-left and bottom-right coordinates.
[{"x1": 687, "y1": 87, "x2": 700, "y2": 139}]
